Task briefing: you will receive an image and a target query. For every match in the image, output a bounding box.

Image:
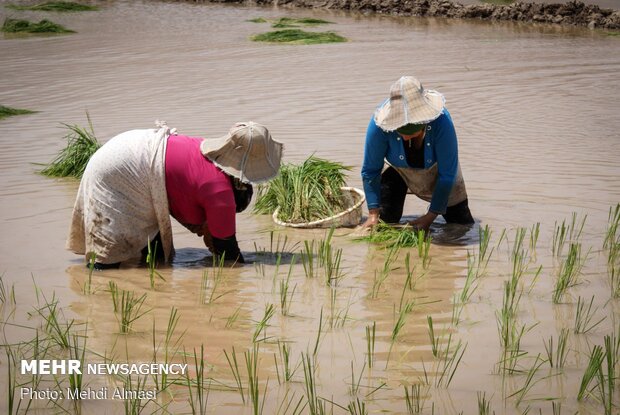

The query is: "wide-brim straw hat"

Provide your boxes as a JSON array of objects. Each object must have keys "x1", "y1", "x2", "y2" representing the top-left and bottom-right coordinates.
[
  {"x1": 374, "y1": 76, "x2": 446, "y2": 132},
  {"x1": 200, "y1": 122, "x2": 283, "y2": 184}
]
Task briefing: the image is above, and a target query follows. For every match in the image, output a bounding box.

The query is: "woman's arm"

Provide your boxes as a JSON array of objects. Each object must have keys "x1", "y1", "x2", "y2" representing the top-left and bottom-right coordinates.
[
  {"x1": 429, "y1": 113, "x2": 459, "y2": 215},
  {"x1": 360, "y1": 117, "x2": 389, "y2": 227}
]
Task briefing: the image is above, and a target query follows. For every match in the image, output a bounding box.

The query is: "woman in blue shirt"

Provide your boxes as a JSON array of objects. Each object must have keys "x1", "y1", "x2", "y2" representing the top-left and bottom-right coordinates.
[{"x1": 360, "y1": 76, "x2": 473, "y2": 233}]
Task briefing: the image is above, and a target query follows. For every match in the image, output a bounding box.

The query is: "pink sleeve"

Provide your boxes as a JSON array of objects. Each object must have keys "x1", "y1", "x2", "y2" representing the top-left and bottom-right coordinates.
[{"x1": 198, "y1": 185, "x2": 237, "y2": 239}]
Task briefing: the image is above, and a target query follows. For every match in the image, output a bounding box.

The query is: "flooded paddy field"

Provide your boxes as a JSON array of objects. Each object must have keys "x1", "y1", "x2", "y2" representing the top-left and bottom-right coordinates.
[{"x1": 1, "y1": 0, "x2": 619, "y2": 414}]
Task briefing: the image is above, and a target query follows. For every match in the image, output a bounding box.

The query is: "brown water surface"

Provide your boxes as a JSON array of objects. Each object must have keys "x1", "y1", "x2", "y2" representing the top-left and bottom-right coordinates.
[{"x1": 1, "y1": 1, "x2": 619, "y2": 414}]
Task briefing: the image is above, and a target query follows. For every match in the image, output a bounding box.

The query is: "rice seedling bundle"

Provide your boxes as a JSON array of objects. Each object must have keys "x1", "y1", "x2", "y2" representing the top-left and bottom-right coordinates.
[
  {"x1": 0, "y1": 105, "x2": 35, "y2": 119},
  {"x1": 7, "y1": 1, "x2": 99, "y2": 12},
  {"x1": 2, "y1": 18, "x2": 74, "y2": 33},
  {"x1": 254, "y1": 156, "x2": 350, "y2": 223},
  {"x1": 251, "y1": 29, "x2": 346, "y2": 45},
  {"x1": 40, "y1": 117, "x2": 101, "y2": 178},
  {"x1": 357, "y1": 222, "x2": 421, "y2": 248}
]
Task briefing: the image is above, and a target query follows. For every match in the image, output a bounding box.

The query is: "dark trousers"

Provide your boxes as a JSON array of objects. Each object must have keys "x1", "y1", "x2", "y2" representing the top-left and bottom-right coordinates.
[
  {"x1": 91, "y1": 232, "x2": 164, "y2": 270},
  {"x1": 379, "y1": 166, "x2": 474, "y2": 225}
]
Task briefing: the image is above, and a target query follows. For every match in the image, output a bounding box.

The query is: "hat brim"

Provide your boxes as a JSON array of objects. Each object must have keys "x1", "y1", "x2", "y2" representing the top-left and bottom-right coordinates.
[
  {"x1": 200, "y1": 132, "x2": 283, "y2": 184},
  {"x1": 374, "y1": 90, "x2": 445, "y2": 132}
]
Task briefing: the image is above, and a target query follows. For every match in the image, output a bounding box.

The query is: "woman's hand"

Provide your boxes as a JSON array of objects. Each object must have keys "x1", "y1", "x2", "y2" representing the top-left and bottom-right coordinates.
[{"x1": 408, "y1": 212, "x2": 438, "y2": 234}]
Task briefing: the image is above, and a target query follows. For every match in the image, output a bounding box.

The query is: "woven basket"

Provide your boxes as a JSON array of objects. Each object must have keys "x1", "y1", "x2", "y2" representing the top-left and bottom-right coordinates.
[{"x1": 272, "y1": 187, "x2": 366, "y2": 228}]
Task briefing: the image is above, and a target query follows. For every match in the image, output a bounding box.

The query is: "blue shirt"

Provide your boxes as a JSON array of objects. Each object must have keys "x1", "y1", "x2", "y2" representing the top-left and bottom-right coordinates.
[{"x1": 361, "y1": 109, "x2": 459, "y2": 214}]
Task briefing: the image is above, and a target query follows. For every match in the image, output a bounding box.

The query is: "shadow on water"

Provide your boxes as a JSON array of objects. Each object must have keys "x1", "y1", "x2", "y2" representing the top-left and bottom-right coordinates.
[{"x1": 172, "y1": 247, "x2": 299, "y2": 267}]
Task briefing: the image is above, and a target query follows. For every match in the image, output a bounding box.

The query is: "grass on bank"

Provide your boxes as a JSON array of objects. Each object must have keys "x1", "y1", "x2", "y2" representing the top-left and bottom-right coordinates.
[
  {"x1": 6, "y1": 1, "x2": 98, "y2": 12},
  {"x1": 0, "y1": 105, "x2": 36, "y2": 120},
  {"x1": 2, "y1": 18, "x2": 74, "y2": 33},
  {"x1": 39, "y1": 115, "x2": 101, "y2": 178},
  {"x1": 254, "y1": 156, "x2": 350, "y2": 223},
  {"x1": 251, "y1": 29, "x2": 346, "y2": 45}
]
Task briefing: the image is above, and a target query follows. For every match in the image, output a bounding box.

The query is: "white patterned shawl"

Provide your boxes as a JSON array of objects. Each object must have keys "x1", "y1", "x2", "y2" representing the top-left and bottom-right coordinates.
[{"x1": 67, "y1": 125, "x2": 174, "y2": 264}]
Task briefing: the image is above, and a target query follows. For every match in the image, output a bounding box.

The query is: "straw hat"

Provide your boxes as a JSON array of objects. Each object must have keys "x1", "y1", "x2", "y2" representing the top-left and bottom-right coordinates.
[
  {"x1": 374, "y1": 76, "x2": 446, "y2": 132},
  {"x1": 200, "y1": 122, "x2": 283, "y2": 184}
]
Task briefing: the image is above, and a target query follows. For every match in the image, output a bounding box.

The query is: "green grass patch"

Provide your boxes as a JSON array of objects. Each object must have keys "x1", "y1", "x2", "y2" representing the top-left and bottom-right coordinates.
[
  {"x1": 2, "y1": 18, "x2": 74, "y2": 33},
  {"x1": 0, "y1": 105, "x2": 36, "y2": 120},
  {"x1": 248, "y1": 17, "x2": 332, "y2": 28},
  {"x1": 251, "y1": 29, "x2": 346, "y2": 45},
  {"x1": 247, "y1": 17, "x2": 267, "y2": 23},
  {"x1": 605, "y1": 31, "x2": 620, "y2": 37},
  {"x1": 254, "y1": 156, "x2": 350, "y2": 223},
  {"x1": 6, "y1": 1, "x2": 98, "y2": 12},
  {"x1": 39, "y1": 115, "x2": 101, "y2": 178}
]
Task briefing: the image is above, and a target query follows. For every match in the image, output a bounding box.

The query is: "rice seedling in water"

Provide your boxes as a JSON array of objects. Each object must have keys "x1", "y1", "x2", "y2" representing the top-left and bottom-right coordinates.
[
  {"x1": 0, "y1": 273, "x2": 16, "y2": 305},
  {"x1": 386, "y1": 301, "x2": 414, "y2": 367},
  {"x1": 118, "y1": 290, "x2": 149, "y2": 334},
  {"x1": 346, "y1": 397, "x2": 367, "y2": 415},
  {"x1": 348, "y1": 361, "x2": 366, "y2": 396},
  {"x1": 253, "y1": 303, "x2": 275, "y2": 342},
  {"x1": 574, "y1": 295, "x2": 605, "y2": 334},
  {"x1": 302, "y1": 352, "x2": 326, "y2": 415},
  {"x1": 201, "y1": 255, "x2": 230, "y2": 304},
  {"x1": 477, "y1": 391, "x2": 492, "y2": 415},
  {"x1": 552, "y1": 243, "x2": 587, "y2": 304},
  {"x1": 67, "y1": 331, "x2": 87, "y2": 400},
  {"x1": 301, "y1": 239, "x2": 318, "y2": 278},
  {"x1": 577, "y1": 344, "x2": 605, "y2": 401},
  {"x1": 312, "y1": 308, "x2": 324, "y2": 357},
  {"x1": 7, "y1": 1, "x2": 99, "y2": 11},
  {"x1": 434, "y1": 333, "x2": 467, "y2": 388},
  {"x1": 450, "y1": 293, "x2": 464, "y2": 326},
  {"x1": 417, "y1": 230, "x2": 432, "y2": 269},
  {"x1": 427, "y1": 316, "x2": 440, "y2": 358},
  {"x1": 274, "y1": 340, "x2": 299, "y2": 384},
  {"x1": 122, "y1": 374, "x2": 151, "y2": 414},
  {"x1": 604, "y1": 204, "x2": 620, "y2": 249},
  {"x1": 276, "y1": 390, "x2": 307, "y2": 415},
  {"x1": 108, "y1": 281, "x2": 120, "y2": 312},
  {"x1": 152, "y1": 307, "x2": 184, "y2": 391},
  {"x1": 0, "y1": 105, "x2": 36, "y2": 119},
  {"x1": 223, "y1": 346, "x2": 245, "y2": 403},
  {"x1": 477, "y1": 224, "x2": 494, "y2": 275},
  {"x1": 251, "y1": 29, "x2": 347, "y2": 45},
  {"x1": 254, "y1": 156, "x2": 350, "y2": 222},
  {"x1": 318, "y1": 228, "x2": 344, "y2": 286},
  {"x1": 39, "y1": 115, "x2": 100, "y2": 178},
  {"x1": 225, "y1": 304, "x2": 243, "y2": 329},
  {"x1": 544, "y1": 328, "x2": 569, "y2": 368},
  {"x1": 403, "y1": 383, "x2": 426, "y2": 414},
  {"x1": 146, "y1": 240, "x2": 165, "y2": 289},
  {"x1": 370, "y1": 246, "x2": 398, "y2": 299},
  {"x1": 245, "y1": 343, "x2": 268, "y2": 415},
  {"x1": 2, "y1": 18, "x2": 75, "y2": 33},
  {"x1": 529, "y1": 222, "x2": 540, "y2": 254},
  {"x1": 271, "y1": 17, "x2": 332, "y2": 28},
  {"x1": 459, "y1": 251, "x2": 480, "y2": 303},
  {"x1": 186, "y1": 344, "x2": 210, "y2": 415},
  {"x1": 509, "y1": 354, "x2": 550, "y2": 406},
  {"x1": 35, "y1": 295, "x2": 74, "y2": 348},
  {"x1": 365, "y1": 322, "x2": 376, "y2": 369},
  {"x1": 279, "y1": 261, "x2": 297, "y2": 317}
]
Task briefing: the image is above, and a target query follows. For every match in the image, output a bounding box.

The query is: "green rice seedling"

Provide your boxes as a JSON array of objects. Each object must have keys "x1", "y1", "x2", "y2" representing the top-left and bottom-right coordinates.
[
  {"x1": 201, "y1": 255, "x2": 230, "y2": 304},
  {"x1": 577, "y1": 344, "x2": 604, "y2": 401},
  {"x1": 254, "y1": 156, "x2": 350, "y2": 222},
  {"x1": 81, "y1": 252, "x2": 96, "y2": 294},
  {"x1": 544, "y1": 328, "x2": 569, "y2": 368},
  {"x1": 358, "y1": 222, "x2": 420, "y2": 248},
  {"x1": 5, "y1": 347, "x2": 20, "y2": 414},
  {"x1": 574, "y1": 296, "x2": 605, "y2": 334},
  {"x1": 146, "y1": 240, "x2": 165, "y2": 289},
  {"x1": 386, "y1": 302, "x2": 412, "y2": 367},
  {"x1": 435, "y1": 333, "x2": 467, "y2": 388},
  {"x1": 604, "y1": 204, "x2": 620, "y2": 250},
  {"x1": 224, "y1": 346, "x2": 245, "y2": 404},
  {"x1": 460, "y1": 251, "x2": 479, "y2": 303},
  {"x1": 312, "y1": 308, "x2": 324, "y2": 357},
  {"x1": 301, "y1": 240, "x2": 317, "y2": 278},
  {"x1": 225, "y1": 304, "x2": 243, "y2": 329},
  {"x1": 478, "y1": 224, "x2": 494, "y2": 275},
  {"x1": 302, "y1": 352, "x2": 326, "y2": 415},
  {"x1": 427, "y1": 316, "x2": 440, "y2": 358},
  {"x1": 346, "y1": 397, "x2": 367, "y2": 415},
  {"x1": 552, "y1": 220, "x2": 568, "y2": 258},
  {"x1": 253, "y1": 303, "x2": 275, "y2": 343},
  {"x1": 609, "y1": 250, "x2": 620, "y2": 298},
  {"x1": 35, "y1": 296, "x2": 73, "y2": 348},
  {"x1": 272, "y1": 17, "x2": 301, "y2": 28},
  {"x1": 40, "y1": 115, "x2": 100, "y2": 178},
  {"x1": 328, "y1": 287, "x2": 352, "y2": 329},
  {"x1": 348, "y1": 361, "x2": 366, "y2": 396},
  {"x1": 319, "y1": 229, "x2": 344, "y2": 287},
  {"x1": 403, "y1": 383, "x2": 426, "y2": 414},
  {"x1": 417, "y1": 230, "x2": 432, "y2": 269},
  {"x1": 109, "y1": 281, "x2": 120, "y2": 313},
  {"x1": 274, "y1": 341, "x2": 299, "y2": 384},
  {"x1": 365, "y1": 322, "x2": 376, "y2": 369},
  {"x1": 529, "y1": 223, "x2": 540, "y2": 254},
  {"x1": 568, "y1": 212, "x2": 586, "y2": 242},
  {"x1": 280, "y1": 258, "x2": 297, "y2": 316},
  {"x1": 152, "y1": 307, "x2": 184, "y2": 391},
  {"x1": 370, "y1": 246, "x2": 398, "y2": 299},
  {"x1": 245, "y1": 343, "x2": 268, "y2": 415},
  {"x1": 122, "y1": 374, "x2": 151, "y2": 415},
  {"x1": 251, "y1": 29, "x2": 347, "y2": 45},
  {"x1": 451, "y1": 293, "x2": 464, "y2": 327},
  {"x1": 276, "y1": 390, "x2": 307, "y2": 415},
  {"x1": 2, "y1": 17, "x2": 74, "y2": 33},
  {"x1": 7, "y1": 1, "x2": 99, "y2": 11},
  {"x1": 552, "y1": 243, "x2": 587, "y2": 304},
  {"x1": 248, "y1": 17, "x2": 268, "y2": 23},
  {"x1": 67, "y1": 331, "x2": 87, "y2": 399},
  {"x1": 477, "y1": 391, "x2": 492, "y2": 415},
  {"x1": 186, "y1": 344, "x2": 210, "y2": 415},
  {"x1": 509, "y1": 354, "x2": 549, "y2": 406},
  {"x1": 118, "y1": 290, "x2": 149, "y2": 334},
  {"x1": 0, "y1": 105, "x2": 36, "y2": 120}
]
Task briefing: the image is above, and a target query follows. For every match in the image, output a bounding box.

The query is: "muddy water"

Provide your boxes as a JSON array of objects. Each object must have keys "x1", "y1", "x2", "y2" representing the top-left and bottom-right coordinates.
[{"x1": 1, "y1": 1, "x2": 619, "y2": 414}]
